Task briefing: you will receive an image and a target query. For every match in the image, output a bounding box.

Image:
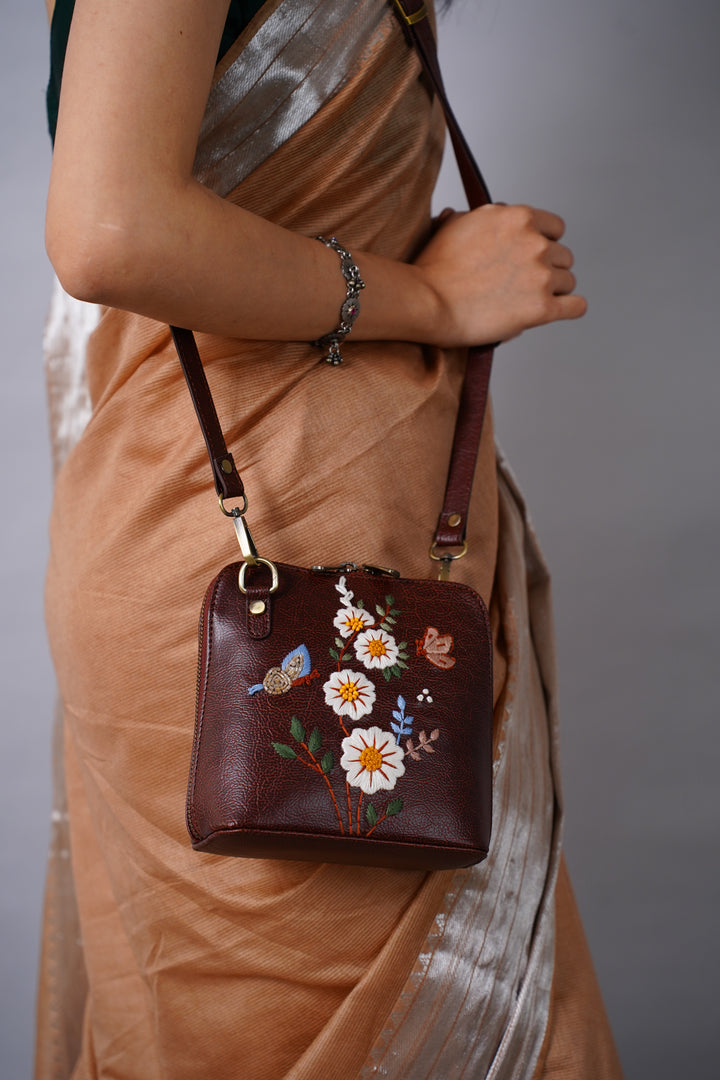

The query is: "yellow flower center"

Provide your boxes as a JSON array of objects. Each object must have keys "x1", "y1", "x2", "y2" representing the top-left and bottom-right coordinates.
[
  {"x1": 367, "y1": 638, "x2": 388, "y2": 658},
  {"x1": 339, "y1": 681, "x2": 360, "y2": 702},
  {"x1": 359, "y1": 746, "x2": 383, "y2": 772},
  {"x1": 346, "y1": 616, "x2": 366, "y2": 632}
]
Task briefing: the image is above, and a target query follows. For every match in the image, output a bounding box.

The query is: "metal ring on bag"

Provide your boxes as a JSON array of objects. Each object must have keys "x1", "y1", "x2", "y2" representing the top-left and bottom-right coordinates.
[
  {"x1": 219, "y1": 493, "x2": 249, "y2": 518},
  {"x1": 238, "y1": 557, "x2": 279, "y2": 595},
  {"x1": 429, "y1": 540, "x2": 468, "y2": 562}
]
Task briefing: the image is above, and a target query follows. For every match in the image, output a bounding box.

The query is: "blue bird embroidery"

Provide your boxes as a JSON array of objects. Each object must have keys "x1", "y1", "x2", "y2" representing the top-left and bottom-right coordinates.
[{"x1": 248, "y1": 644, "x2": 318, "y2": 696}]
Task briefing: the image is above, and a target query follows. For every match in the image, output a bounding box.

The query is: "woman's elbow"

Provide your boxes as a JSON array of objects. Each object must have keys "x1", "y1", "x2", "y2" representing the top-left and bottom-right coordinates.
[{"x1": 45, "y1": 207, "x2": 132, "y2": 306}]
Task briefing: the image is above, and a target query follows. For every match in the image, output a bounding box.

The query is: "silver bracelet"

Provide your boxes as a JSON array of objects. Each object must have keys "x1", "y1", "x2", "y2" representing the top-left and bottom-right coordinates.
[{"x1": 313, "y1": 236, "x2": 366, "y2": 365}]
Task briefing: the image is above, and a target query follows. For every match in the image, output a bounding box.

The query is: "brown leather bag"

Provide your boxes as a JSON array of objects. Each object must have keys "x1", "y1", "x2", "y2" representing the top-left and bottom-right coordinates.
[{"x1": 171, "y1": 0, "x2": 498, "y2": 870}]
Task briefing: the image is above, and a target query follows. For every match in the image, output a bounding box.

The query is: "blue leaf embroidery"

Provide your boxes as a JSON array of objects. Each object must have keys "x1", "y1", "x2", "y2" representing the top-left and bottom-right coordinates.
[{"x1": 391, "y1": 694, "x2": 414, "y2": 737}]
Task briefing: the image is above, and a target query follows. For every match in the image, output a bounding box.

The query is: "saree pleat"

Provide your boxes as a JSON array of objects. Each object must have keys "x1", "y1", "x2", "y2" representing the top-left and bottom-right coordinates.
[{"x1": 37, "y1": 3, "x2": 622, "y2": 1077}]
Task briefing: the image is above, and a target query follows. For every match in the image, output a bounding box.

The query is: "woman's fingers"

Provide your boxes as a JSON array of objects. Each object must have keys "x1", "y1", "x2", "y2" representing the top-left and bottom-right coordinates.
[
  {"x1": 532, "y1": 207, "x2": 566, "y2": 241},
  {"x1": 552, "y1": 267, "x2": 577, "y2": 295},
  {"x1": 549, "y1": 293, "x2": 588, "y2": 321},
  {"x1": 548, "y1": 241, "x2": 574, "y2": 270}
]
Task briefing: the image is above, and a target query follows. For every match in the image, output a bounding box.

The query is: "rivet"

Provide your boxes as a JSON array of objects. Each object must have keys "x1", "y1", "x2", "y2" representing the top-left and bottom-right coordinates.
[
  {"x1": 448, "y1": 513, "x2": 462, "y2": 528},
  {"x1": 249, "y1": 600, "x2": 266, "y2": 616},
  {"x1": 221, "y1": 459, "x2": 232, "y2": 474}
]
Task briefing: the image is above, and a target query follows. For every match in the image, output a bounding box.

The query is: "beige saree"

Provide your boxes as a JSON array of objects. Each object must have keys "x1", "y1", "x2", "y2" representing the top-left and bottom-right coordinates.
[{"x1": 37, "y1": 2, "x2": 622, "y2": 1077}]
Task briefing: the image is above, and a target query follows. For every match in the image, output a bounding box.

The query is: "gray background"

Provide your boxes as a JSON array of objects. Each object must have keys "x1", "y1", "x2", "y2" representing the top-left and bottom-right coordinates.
[{"x1": 1, "y1": 0, "x2": 717, "y2": 1077}]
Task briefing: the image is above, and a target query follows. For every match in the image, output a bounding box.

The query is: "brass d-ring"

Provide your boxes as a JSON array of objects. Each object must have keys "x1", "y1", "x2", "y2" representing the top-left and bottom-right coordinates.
[
  {"x1": 238, "y1": 558, "x2": 279, "y2": 595},
  {"x1": 219, "y1": 493, "x2": 249, "y2": 518},
  {"x1": 429, "y1": 540, "x2": 468, "y2": 562}
]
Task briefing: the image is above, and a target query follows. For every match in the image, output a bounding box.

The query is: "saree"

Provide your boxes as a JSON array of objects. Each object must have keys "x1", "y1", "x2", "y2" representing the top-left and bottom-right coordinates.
[{"x1": 37, "y1": 2, "x2": 623, "y2": 1077}]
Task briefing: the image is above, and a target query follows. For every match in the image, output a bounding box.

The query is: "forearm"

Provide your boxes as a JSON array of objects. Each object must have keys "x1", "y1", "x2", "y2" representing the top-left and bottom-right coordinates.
[{"x1": 46, "y1": 170, "x2": 439, "y2": 345}]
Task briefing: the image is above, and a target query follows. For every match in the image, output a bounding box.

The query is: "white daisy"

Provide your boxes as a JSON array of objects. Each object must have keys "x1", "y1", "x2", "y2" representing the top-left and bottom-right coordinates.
[
  {"x1": 340, "y1": 727, "x2": 406, "y2": 796},
  {"x1": 353, "y1": 627, "x2": 399, "y2": 670},
  {"x1": 323, "y1": 669, "x2": 376, "y2": 720},
  {"x1": 333, "y1": 605, "x2": 374, "y2": 639}
]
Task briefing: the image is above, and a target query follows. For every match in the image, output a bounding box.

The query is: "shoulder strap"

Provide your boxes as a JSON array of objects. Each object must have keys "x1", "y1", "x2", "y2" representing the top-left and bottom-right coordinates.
[
  {"x1": 171, "y1": 0, "x2": 496, "y2": 560},
  {"x1": 392, "y1": 0, "x2": 495, "y2": 559}
]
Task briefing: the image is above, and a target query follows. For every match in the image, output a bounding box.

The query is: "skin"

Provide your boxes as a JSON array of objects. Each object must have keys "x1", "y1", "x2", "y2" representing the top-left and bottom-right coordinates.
[{"x1": 46, "y1": 0, "x2": 587, "y2": 349}]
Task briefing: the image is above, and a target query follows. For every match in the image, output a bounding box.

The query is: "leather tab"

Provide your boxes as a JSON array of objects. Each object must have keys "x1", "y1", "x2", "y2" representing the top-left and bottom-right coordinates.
[
  {"x1": 170, "y1": 326, "x2": 245, "y2": 501},
  {"x1": 433, "y1": 345, "x2": 493, "y2": 548},
  {"x1": 246, "y1": 583, "x2": 272, "y2": 640}
]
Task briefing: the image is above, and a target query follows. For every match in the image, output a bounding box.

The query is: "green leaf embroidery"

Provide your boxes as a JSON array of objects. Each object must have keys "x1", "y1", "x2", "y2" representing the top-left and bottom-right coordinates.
[
  {"x1": 387, "y1": 798, "x2": 403, "y2": 816},
  {"x1": 384, "y1": 615, "x2": 396, "y2": 625},
  {"x1": 307, "y1": 727, "x2": 322, "y2": 754},
  {"x1": 397, "y1": 653, "x2": 408, "y2": 662},
  {"x1": 320, "y1": 751, "x2": 334, "y2": 774},
  {"x1": 329, "y1": 648, "x2": 339, "y2": 660},
  {"x1": 290, "y1": 716, "x2": 306, "y2": 744},
  {"x1": 335, "y1": 637, "x2": 345, "y2": 650},
  {"x1": 396, "y1": 659, "x2": 408, "y2": 670},
  {"x1": 390, "y1": 609, "x2": 400, "y2": 618},
  {"x1": 375, "y1": 604, "x2": 386, "y2": 617},
  {"x1": 272, "y1": 742, "x2": 297, "y2": 760},
  {"x1": 385, "y1": 595, "x2": 395, "y2": 607},
  {"x1": 356, "y1": 599, "x2": 365, "y2": 608},
  {"x1": 390, "y1": 665, "x2": 401, "y2": 678},
  {"x1": 380, "y1": 622, "x2": 392, "y2": 633},
  {"x1": 383, "y1": 668, "x2": 392, "y2": 682},
  {"x1": 398, "y1": 642, "x2": 408, "y2": 651},
  {"x1": 366, "y1": 804, "x2": 378, "y2": 827}
]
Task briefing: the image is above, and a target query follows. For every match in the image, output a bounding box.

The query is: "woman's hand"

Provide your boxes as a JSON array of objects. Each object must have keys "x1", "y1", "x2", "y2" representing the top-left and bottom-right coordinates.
[{"x1": 411, "y1": 204, "x2": 587, "y2": 347}]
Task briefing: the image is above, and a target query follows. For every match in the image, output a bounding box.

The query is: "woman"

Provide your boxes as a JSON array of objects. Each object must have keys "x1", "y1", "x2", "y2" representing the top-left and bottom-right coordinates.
[{"x1": 38, "y1": 1, "x2": 623, "y2": 1077}]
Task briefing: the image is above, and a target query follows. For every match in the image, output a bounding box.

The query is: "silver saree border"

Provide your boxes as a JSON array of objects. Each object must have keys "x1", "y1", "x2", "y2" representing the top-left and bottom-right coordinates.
[{"x1": 194, "y1": 0, "x2": 390, "y2": 197}]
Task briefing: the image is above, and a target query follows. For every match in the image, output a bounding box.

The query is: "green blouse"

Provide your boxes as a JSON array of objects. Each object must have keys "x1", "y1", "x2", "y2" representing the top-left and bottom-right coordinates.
[{"x1": 47, "y1": 0, "x2": 267, "y2": 142}]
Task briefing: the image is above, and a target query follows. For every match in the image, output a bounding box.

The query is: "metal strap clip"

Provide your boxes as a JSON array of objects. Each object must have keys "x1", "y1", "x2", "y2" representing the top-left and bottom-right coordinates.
[
  {"x1": 393, "y1": 0, "x2": 429, "y2": 27},
  {"x1": 429, "y1": 539, "x2": 468, "y2": 582}
]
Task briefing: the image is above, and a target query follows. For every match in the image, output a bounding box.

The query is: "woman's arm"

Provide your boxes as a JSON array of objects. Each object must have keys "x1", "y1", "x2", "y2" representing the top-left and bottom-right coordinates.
[{"x1": 46, "y1": 0, "x2": 586, "y2": 348}]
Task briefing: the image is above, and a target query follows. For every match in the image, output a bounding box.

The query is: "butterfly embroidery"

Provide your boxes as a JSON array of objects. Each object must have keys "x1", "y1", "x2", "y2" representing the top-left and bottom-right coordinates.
[
  {"x1": 248, "y1": 644, "x2": 319, "y2": 695},
  {"x1": 415, "y1": 626, "x2": 456, "y2": 670}
]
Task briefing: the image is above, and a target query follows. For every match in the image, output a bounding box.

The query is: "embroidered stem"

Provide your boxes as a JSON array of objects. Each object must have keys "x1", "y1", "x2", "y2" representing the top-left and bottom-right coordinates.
[
  {"x1": 337, "y1": 635, "x2": 355, "y2": 670},
  {"x1": 345, "y1": 781, "x2": 354, "y2": 833},
  {"x1": 356, "y1": 791, "x2": 363, "y2": 835},
  {"x1": 298, "y1": 744, "x2": 345, "y2": 835},
  {"x1": 365, "y1": 813, "x2": 388, "y2": 838}
]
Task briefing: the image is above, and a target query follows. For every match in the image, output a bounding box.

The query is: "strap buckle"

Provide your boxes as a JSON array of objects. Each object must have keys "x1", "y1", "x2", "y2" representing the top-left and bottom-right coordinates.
[{"x1": 392, "y1": 0, "x2": 429, "y2": 27}]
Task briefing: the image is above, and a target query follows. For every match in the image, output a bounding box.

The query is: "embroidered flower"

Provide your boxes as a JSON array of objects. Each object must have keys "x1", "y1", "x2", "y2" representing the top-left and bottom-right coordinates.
[
  {"x1": 333, "y1": 605, "x2": 374, "y2": 639},
  {"x1": 340, "y1": 727, "x2": 406, "y2": 795},
  {"x1": 353, "y1": 627, "x2": 399, "y2": 670},
  {"x1": 323, "y1": 669, "x2": 376, "y2": 720}
]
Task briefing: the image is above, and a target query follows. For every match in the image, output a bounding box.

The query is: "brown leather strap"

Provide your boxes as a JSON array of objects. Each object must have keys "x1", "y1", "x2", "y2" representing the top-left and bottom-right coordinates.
[
  {"x1": 393, "y1": 0, "x2": 494, "y2": 551},
  {"x1": 170, "y1": 326, "x2": 245, "y2": 502},
  {"x1": 172, "y1": 0, "x2": 495, "y2": 550}
]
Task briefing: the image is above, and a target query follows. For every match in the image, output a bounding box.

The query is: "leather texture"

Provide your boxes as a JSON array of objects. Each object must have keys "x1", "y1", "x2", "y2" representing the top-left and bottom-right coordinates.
[{"x1": 187, "y1": 563, "x2": 493, "y2": 869}]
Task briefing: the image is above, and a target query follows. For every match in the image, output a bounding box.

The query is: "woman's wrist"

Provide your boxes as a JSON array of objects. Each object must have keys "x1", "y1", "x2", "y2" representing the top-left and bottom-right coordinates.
[{"x1": 349, "y1": 253, "x2": 444, "y2": 347}]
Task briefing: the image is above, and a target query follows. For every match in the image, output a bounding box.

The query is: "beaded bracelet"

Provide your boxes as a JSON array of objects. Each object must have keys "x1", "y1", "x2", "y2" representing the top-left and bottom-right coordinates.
[{"x1": 312, "y1": 236, "x2": 366, "y2": 365}]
